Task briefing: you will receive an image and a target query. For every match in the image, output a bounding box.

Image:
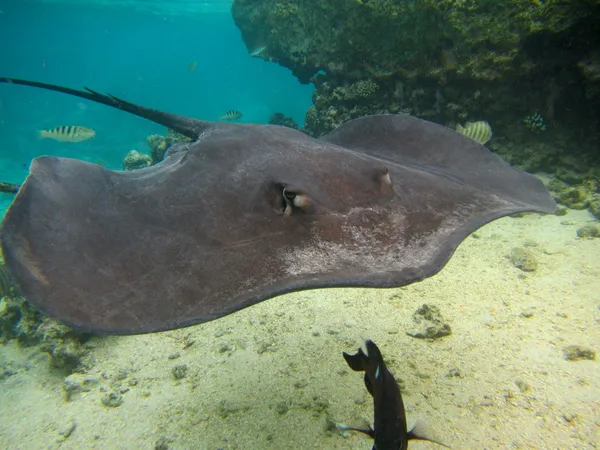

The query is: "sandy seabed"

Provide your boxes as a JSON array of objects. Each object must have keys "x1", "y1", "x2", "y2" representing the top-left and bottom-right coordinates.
[{"x1": 0, "y1": 208, "x2": 598, "y2": 449}]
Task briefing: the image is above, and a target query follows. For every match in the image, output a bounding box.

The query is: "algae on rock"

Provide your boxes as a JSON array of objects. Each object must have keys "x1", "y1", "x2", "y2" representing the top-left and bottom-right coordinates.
[{"x1": 232, "y1": 0, "x2": 600, "y2": 179}]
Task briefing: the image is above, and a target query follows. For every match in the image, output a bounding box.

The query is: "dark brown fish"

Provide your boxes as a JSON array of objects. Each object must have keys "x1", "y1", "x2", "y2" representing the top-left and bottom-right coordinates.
[{"x1": 342, "y1": 340, "x2": 450, "y2": 449}]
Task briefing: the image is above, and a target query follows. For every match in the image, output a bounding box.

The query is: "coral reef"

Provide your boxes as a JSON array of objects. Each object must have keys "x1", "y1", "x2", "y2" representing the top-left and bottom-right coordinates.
[
  {"x1": 1, "y1": 292, "x2": 89, "y2": 372},
  {"x1": 0, "y1": 294, "x2": 43, "y2": 344},
  {"x1": 523, "y1": 112, "x2": 547, "y2": 133},
  {"x1": 234, "y1": 0, "x2": 594, "y2": 85},
  {"x1": 37, "y1": 320, "x2": 90, "y2": 372},
  {"x1": 147, "y1": 129, "x2": 192, "y2": 164},
  {"x1": 510, "y1": 247, "x2": 539, "y2": 272},
  {"x1": 269, "y1": 113, "x2": 299, "y2": 129},
  {"x1": 122, "y1": 150, "x2": 152, "y2": 171},
  {"x1": 547, "y1": 176, "x2": 600, "y2": 218},
  {"x1": 232, "y1": 0, "x2": 600, "y2": 180}
]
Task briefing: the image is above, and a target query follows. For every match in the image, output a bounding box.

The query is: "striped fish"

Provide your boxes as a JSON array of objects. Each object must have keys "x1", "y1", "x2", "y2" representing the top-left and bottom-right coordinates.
[
  {"x1": 0, "y1": 181, "x2": 20, "y2": 194},
  {"x1": 456, "y1": 121, "x2": 492, "y2": 145},
  {"x1": 38, "y1": 125, "x2": 96, "y2": 143},
  {"x1": 219, "y1": 110, "x2": 243, "y2": 121},
  {"x1": 0, "y1": 263, "x2": 16, "y2": 298}
]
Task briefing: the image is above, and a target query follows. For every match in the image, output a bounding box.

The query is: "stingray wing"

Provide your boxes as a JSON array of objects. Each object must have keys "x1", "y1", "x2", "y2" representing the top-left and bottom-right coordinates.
[{"x1": 321, "y1": 114, "x2": 556, "y2": 213}]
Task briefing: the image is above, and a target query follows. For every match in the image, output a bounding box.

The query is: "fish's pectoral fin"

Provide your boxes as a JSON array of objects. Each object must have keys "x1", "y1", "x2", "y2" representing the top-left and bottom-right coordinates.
[
  {"x1": 408, "y1": 419, "x2": 451, "y2": 448},
  {"x1": 336, "y1": 423, "x2": 375, "y2": 439}
]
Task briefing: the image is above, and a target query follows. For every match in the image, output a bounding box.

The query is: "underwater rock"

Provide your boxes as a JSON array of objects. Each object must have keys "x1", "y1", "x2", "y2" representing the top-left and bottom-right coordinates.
[
  {"x1": 122, "y1": 150, "x2": 152, "y2": 171},
  {"x1": 510, "y1": 247, "x2": 538, "y2": 272},
  {"x1": 590, "y1": 199, "x2": 600, "y2": 219},
  {"x1": 101, "y1": 391, "x2": 124, "y2": 407},
  {"x1": 562, "y1": 345, "x2": 596, "y2": 361},
  {"x1": 576, "y1": 224, "x2": 600, "y2": 238},
  {"x1": 0, "y1": 290, "x2": 88, "y2": 373},
  {"x1": 171, "y1": 364, "x2": 188, "y2": 380},
  {"x1": 515, "y1": 379, "x2": 530, "y2": 393},
  {"x1": 268, "y1": 112, "x2": 298, "y2": 129},
  {"x1": 147, "y1": 134, "x2": 168, "y2": 163},
  {"x1": 63, "y1": 373, "x2": 100, "y2": 401},
  {"x1": 406, "y1": 304, "x2": 451, "y2": 339},
  {"x1": 548, "y1": 177, "x2": 600, "y2": 217},
  {"x1": 56, "y1": 419, "x2": 77, "y2": 442},
  {"x1": 0, "y1": 295, "x2": 43, "y2": 343},
  {"x1": 155, "y1": 437, "x2": 174, "y2": 450},
  {"x1": 343, "y1": 80, "x2": 379, "y2": 101},
  {"x1": 232, "y1": 0, "x2": 591, "y2": 85},
  {"x1": 555, "y1": 186, "x2": 594, "y2": 210},
  {"x1": 554, "y1": 206, "x2": 568, "y2": 216},
  {"x1": 146, "y1": 129, "x2": 192, "y2": 164},
  {"x1": 37, "y1": 320, "x2": 89, "y2": 372},
  {"x1": 232, "y1": 0, "x2": 600, "y2": 183}
]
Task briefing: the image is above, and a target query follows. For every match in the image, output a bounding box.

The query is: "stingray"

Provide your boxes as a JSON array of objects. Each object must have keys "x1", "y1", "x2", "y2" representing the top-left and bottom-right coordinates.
[{"x1": 0, "y1": 77, "x2": 556, "y2": 335}]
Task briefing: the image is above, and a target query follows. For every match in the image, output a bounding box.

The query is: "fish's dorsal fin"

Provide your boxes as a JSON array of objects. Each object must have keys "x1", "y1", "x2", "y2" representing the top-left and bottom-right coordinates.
[
  {"x1": 408, "y1": 419, "x2": 451, "y2": 448},
  {"x1": 0, "y1": 77, "x2": 214, "y2": 140}
]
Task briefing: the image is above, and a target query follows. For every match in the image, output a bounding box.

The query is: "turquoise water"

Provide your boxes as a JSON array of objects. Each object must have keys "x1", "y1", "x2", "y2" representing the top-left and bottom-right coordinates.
[{"x1": 0, "y1": 0, "x2": 313, "y2": 215}]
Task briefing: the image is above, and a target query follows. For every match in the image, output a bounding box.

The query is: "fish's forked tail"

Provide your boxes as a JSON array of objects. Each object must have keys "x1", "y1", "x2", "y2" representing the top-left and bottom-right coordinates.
[
  {"x1": 343, "y1": 339, "x2": 383, "y2": 372},
  {"x1": 0, "y1": 77, "x2": 214, "y2": 140},
  {"x1": 342, "y1": 348, "x2": 370, "y2": 371}
]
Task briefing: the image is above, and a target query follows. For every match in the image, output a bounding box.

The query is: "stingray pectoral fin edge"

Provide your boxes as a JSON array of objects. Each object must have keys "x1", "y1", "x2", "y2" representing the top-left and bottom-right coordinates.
[{"x1": 0, "y1": 78, "x2": 557, "y2": 335}]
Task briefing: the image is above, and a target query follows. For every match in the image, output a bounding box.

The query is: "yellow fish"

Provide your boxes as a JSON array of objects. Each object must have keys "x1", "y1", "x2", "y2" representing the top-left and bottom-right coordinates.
[
  {"x1": 219, "y1": 110, "x2": 243, "y2": 121},
  {"x1": 38, "y1": 125, "x2": 96, "y2": 143},
  {"x1": 188, "y1": 61, "x2": 197, "y2": 72},
  {"x1": 455, "y1": 121, "x2": 492, "y2": 145}
]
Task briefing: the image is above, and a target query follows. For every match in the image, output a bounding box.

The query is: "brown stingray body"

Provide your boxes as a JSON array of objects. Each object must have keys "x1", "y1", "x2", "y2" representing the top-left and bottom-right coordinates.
[{"x1": 0, "y1": 78, "x2": 555, "y2": 334}]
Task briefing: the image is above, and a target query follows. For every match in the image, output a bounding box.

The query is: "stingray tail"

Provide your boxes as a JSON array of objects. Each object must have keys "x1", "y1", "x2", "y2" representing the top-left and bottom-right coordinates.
[{"x1": 0, "y1": 77, "x2": 212, "y2": 140}]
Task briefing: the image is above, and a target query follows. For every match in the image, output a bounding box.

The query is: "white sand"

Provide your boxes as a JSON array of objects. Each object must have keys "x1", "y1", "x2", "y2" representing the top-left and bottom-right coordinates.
[{"x1": 0, "y1": 208, "x2": 598, "y2": 449}]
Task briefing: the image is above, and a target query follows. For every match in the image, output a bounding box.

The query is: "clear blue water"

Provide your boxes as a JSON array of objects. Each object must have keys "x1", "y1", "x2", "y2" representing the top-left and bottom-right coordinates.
[{"x1": 0, "y1": 0, "x2": 314, "y2": 214}]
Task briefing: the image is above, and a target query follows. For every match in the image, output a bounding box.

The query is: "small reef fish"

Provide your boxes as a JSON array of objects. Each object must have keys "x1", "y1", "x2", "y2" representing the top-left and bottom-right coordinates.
[
  {"x1": 250, "y1": 46, "x2": 266, "y2": 57},
  {"x1": 219, "y1": 110, "x2": 243, "y2": 121},
  {"x1": 188, "y1": 61, "x2": 197, "y2": 72},
  {"x1": 38, "y1": 125, "x2": 96, "y2": 143},
  {"x1": 0, "y1": 181, "x2": 20, "y2": 194},
  {"x1": 455, "y1": 120, "x2": 492, "y2": 145},
  {"x1": 340, "y1": 340, "x2": 449, "y2": 449}
]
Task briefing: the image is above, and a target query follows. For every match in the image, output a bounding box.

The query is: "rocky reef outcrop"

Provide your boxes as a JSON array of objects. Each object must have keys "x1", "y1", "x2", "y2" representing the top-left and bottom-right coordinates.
[{"x1": 232, "y1": 0, "x2": 600, "y2": 213}]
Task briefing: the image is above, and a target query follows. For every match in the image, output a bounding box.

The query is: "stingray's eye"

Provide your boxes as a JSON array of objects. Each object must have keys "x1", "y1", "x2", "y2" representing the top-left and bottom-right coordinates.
[{"x1": 281, "y1": 188, "x2": 310, "y2": 215}]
